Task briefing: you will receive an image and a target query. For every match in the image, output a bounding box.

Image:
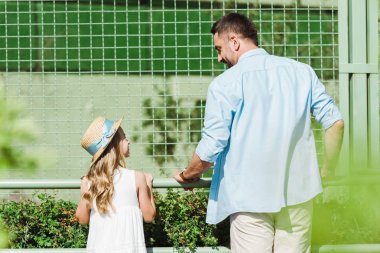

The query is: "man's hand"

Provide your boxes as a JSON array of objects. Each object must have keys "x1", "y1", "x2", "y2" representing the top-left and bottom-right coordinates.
[
  {"x1": 173, "y1": 170, "x2": 200, "y2": 184},
  {"x1": 174, "y1": 153, "x2": 212, "y2": 183},
  {"x1": 320, "y1": 164, "x2": 331, "y2": 179},
  {"x1": 173, "y1": 170, "x2": 200, "y2": 191}
]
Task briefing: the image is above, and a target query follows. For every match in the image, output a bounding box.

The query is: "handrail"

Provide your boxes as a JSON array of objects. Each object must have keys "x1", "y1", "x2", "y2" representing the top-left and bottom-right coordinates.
[
  {"x1": 0, "y1": 176, "x2": 379, "y2": 189},
  {"x1": 0, "y1": 178, "x2": 211, "y2": 189},
  {"x1": 1, "y1": 244, "x2": 380, "y2": 253},
  {"x1": 0, "y1": 247, "x2": 229, "y2": 253}
]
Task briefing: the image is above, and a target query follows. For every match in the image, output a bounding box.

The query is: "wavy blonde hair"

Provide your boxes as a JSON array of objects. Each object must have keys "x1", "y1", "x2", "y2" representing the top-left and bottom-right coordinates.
[{"x1": 82, "y1": 128, "x2": 126, "y2": 214}]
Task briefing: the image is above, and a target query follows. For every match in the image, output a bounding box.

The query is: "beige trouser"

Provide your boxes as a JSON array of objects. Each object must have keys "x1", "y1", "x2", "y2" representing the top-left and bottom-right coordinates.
[{"x1": 230, "y1": 200, "x2": 313, "y2": 253}]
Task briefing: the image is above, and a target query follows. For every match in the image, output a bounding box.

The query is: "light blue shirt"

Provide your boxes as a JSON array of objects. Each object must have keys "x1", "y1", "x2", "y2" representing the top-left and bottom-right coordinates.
[{"x1": 196, "y1": 48, "x2": 342, "y2": 224}]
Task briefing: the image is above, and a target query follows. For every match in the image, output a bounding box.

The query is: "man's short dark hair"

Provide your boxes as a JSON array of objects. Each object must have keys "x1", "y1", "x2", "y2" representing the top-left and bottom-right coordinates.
[{"x1": 211, "y1": 13, "x2": 258, "y2": 46}]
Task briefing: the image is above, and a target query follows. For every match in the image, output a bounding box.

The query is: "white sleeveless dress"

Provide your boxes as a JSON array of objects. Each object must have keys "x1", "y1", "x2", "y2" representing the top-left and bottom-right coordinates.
[{"x1": 86, "y1": 168, "x2": 147, "y2": 253}]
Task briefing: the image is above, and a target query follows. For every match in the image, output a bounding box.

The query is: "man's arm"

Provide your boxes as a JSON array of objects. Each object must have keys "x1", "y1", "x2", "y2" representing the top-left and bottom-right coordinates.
[
  {"x1": 320, "y1": 119, "x2": 344, "y2": 178},
  {"x1": 174, "y1": 153, "x2": 213, "y2": 183},
  {"x1": 174, "y1": 77, "x2": 241, "y2": 183}
]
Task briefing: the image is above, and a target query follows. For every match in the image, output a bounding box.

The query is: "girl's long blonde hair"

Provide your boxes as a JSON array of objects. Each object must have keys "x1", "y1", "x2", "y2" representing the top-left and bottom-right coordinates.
[{"x1": 82, "y1": 128, "x2": 126, "y2": 214}]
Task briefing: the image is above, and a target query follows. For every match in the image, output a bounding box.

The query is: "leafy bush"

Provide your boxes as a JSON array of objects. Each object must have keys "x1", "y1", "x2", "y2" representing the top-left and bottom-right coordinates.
[
  {"x1": 0, "y1": 190, "x2": 227, "y2": 251},
  {"x1": 150, "y1": 189, "x2": 221, "y2": 252},
  {"x1": 1, "y1": 188, "x2": 378, "y2": 250},
  {"x1": 0, "y1": 193, "x2": 88, "y2": 248}
]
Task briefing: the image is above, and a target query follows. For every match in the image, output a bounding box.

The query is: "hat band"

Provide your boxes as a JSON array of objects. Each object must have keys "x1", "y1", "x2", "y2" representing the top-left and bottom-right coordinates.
[{"x1": 86, "y1": 119, "x2": 115, "y2": 156}]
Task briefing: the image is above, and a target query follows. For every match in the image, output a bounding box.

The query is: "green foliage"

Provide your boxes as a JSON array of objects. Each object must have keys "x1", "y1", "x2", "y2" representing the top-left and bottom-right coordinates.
[
  {"x1": 0, "y1": 191, "x2": 227, "y2": 251},
  {"x1": 0, "y1": 87, "x2": 40, "y2": 172},
  {"x1": 313, "y1": 186, "x2": 380, "y2": 244},
  {"x1": 0, "y1": 86, "x2": 49, "y2": 247},
  {"x1": 2, "y1": 188, "x2": 378, "y2": 250},
  {"x1": 0, "y1": 193, "x2": 88, "y2": 248},
  {"x1": 0, "y1": 222, "x2": 9, "y2": 248},
  {"x1": 153, "y1": 189, "x2": 219, "y2": 252},
  {"x1": 140, "y1": 87, "x2": 184, "y2": 168},
  {"x1": 143, "y1": 191, "x2": 171, "y2": 247},
  {"x1": 135, "y1": 85, "x2": 205, "y2": 173}
]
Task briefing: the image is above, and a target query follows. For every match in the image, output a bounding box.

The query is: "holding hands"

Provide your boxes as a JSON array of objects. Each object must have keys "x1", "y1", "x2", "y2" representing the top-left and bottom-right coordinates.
[
  {"x1": 174, "y1": 170, "x2": 200, "y2": 184},
  {"x1": 143, "y1": 172, "x2": 154, "y2": 188},
  {"x1": 173, "y1": 153, "x2": 212, "y2": 185}
]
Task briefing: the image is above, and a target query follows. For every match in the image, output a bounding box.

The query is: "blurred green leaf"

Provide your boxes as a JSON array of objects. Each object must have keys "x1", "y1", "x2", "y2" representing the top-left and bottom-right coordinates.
[{"x1": 0, "y1": 86, "x2": 40, "y2": 172}]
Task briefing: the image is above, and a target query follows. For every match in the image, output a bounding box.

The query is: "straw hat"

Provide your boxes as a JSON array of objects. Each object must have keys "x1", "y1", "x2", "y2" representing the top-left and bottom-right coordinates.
[{"x1": 81, "y1": 117, "x2": 123, "y2": 166}]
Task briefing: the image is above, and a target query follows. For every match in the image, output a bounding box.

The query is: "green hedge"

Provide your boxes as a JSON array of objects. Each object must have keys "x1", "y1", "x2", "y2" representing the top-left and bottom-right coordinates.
[
  {"x1": 0, "y1": 190, "x2": 229, "y2": 252},
  {"x1": 0, "y1": 193, "x2": 87, "y2": 248},
  {"x1": 0, "y1": 187, "x2": 379, "y2": 251}
]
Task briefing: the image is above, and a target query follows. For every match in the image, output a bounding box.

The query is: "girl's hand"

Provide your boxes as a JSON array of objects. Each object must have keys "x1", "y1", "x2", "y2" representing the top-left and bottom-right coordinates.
[
  {"x1": 137, "y1": 171, "x2": 156, "y2": 222},
  {"x1": 143, "y1": 172, "x2": 153, "y2": 188},
  {"x1": 80, "y1": 176, "x2": 90, "y2": 195},
  {"x1": 173, "y1": 170, "x2": 200, "y2": 183},
  {"x1": 76, "y1": 176, "x2": 91, "y2": 224}
]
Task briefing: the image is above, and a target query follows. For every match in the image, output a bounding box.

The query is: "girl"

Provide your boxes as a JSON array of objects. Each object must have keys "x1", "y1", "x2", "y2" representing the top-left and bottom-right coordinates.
[{"x1": 75, "y1": 117, "x2": 156, "y2": 253}]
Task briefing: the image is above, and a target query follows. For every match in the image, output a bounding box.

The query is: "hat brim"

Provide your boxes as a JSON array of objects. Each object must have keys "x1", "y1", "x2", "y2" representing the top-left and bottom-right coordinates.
[{"x1": 89, "y1": 118, "x2": 123, "y2": 167}]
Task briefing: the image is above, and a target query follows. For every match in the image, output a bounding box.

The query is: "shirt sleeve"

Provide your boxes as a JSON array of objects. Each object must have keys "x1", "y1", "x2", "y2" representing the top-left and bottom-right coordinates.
[
  {"x1": 195, "y1": 78, "x2": 241, "y2": 163},
  {"x1": 310, "y1": 68, "x2": 343, "y2": 129}
]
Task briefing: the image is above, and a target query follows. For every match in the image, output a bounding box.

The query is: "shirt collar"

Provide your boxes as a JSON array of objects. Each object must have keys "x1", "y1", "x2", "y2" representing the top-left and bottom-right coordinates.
[{"x1": 238, "y1": 48, "x2": 269, "y2": 63}]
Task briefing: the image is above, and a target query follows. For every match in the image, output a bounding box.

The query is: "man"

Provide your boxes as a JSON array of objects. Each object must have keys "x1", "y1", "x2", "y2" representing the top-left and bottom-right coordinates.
[{"x1": 174, "y1": 13, "x2": 344, "y2": 253}]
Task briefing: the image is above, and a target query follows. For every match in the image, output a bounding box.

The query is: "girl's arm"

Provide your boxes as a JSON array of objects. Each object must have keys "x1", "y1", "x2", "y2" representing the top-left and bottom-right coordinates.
[
  {"x1": 136, "y1": 171, "x2": 156, "y2": 223},
  {"x1": 75, "y1": 177, "x2": 91, "y2": 224}
]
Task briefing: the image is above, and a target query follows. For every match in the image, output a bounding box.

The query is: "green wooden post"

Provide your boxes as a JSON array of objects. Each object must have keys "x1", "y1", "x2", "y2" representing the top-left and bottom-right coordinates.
[
  {"x1": 338, "y1": 0, "x2": 350, "y2": 176},
  {"x1": 338, "y1": 0, "x2": 379, "y2": 175},
  {"x1": 367, "y1": 0, "x2": 380, "y2": 170}
]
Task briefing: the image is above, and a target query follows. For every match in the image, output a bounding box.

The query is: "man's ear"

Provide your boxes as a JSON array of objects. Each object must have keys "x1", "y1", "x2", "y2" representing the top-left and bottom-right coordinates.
[{"x1": 228, "y1": 33, "x2": 240, "y2": 51}]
